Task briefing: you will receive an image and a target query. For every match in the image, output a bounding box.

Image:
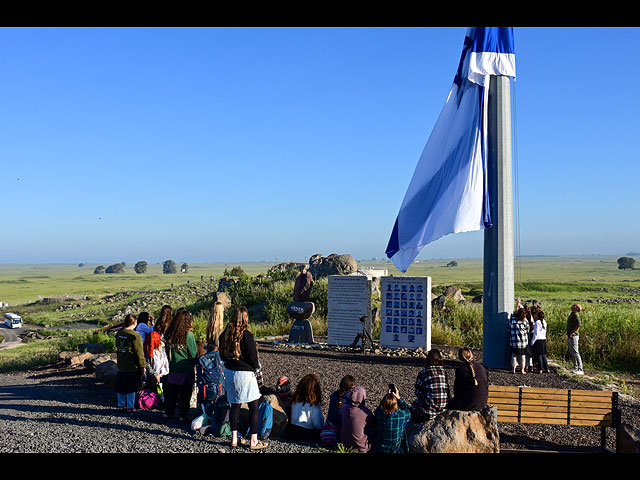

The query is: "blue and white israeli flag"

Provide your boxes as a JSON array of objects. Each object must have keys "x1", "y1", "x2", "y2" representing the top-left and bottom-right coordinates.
[{"x1": 386, "y1": 27, "x2": 515, "y2": 273}]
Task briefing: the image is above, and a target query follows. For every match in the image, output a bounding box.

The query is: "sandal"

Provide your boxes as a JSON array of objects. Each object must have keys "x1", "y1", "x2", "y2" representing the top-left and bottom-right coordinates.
[{"x1": 250, "y1": 440, "x2": 268, "y2": 451}]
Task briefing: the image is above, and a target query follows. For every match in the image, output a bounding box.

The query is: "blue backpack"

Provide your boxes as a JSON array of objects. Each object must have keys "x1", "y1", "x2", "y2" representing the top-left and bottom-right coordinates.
[
  {"x1": 196, "y1": 351, "x2": 226, "y2": 415},
  {"x1": 246, "y1": 398, "x2": 273, "y2": 440}
]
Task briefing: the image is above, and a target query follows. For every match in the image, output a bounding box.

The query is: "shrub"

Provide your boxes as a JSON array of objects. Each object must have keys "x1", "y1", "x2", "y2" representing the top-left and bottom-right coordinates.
[
  {"x1": 94, "y1": 265, "x2": 105, "y2": 274},
  {"x1": 617, "y1": 257, "x2": 636, "y2": 270}
]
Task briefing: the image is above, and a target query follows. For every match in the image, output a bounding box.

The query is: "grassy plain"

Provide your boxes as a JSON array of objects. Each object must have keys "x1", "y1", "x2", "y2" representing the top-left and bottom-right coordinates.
[{"x1": 1, "y1": 256, "x2": 639, "y2": 376}]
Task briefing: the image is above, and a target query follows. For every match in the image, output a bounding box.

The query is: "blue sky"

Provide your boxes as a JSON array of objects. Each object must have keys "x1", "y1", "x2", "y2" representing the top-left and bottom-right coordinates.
[{"x1": 1, "y1": 27, "x2": 639, "y2": 264}]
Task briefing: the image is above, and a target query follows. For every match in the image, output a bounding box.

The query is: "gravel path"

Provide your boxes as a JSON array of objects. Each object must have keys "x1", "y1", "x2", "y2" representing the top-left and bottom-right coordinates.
[{"x1": 1, "y1": 339, "x2": 638, "y2": 453}]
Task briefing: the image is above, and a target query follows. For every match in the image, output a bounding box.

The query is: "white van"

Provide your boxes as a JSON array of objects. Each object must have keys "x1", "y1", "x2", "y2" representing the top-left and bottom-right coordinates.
[{"x1": 4, "y1": 313, "x2": 23, "y2": 329}]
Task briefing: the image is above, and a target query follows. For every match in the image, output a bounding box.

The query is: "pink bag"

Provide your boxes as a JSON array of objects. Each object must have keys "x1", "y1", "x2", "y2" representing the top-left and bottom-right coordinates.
[{"x1": 137, "y1": 389, "x2": 160, "y2": 410}]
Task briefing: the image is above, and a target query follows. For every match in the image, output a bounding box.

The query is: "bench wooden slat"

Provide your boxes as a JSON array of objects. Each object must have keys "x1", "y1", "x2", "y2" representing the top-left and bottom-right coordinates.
[
  {"x1": 488, "y1": 385, "x2": 613, "y2": 398},
  {"x1": 497, "y1": 416, "x2": 611, "y2": 427}
]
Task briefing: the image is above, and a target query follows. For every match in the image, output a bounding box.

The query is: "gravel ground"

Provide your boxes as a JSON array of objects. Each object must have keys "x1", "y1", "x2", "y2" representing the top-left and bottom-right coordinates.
[{"x1": 1, "y1": 338, "x2": 638, "y2": 454}]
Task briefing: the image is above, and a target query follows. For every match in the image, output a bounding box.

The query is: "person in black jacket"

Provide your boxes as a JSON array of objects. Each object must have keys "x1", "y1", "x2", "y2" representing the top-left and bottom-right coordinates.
[
  {"x1": 219, "y1": 306, "x2": 268, "y2": 450},
  {"x1": 446, "y1": 347, "x2": 489, "y2": 411}
]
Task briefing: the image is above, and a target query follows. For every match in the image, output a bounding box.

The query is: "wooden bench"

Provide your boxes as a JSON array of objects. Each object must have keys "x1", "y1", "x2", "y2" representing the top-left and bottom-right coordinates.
[{"x1": 488, "y1": 385, "x2": 621, "y2": 452}]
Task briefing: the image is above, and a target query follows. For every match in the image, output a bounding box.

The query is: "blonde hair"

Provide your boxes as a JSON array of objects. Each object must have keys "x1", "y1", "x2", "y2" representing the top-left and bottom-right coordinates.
[
  {"x1": 206, "y1": 301, "x2": 225, "y2": 350},
  {"x1": 221, "y1": 307, "x2": 250, "y2": 361},
  {"x1": 459, "y1": 347, "x2": 478, "y2": 386}
]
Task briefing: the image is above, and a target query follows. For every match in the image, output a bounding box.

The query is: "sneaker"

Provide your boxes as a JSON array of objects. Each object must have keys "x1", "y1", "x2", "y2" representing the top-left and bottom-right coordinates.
[{"x1": 572, "y1": 369, "x2": 584, "y2": 376}]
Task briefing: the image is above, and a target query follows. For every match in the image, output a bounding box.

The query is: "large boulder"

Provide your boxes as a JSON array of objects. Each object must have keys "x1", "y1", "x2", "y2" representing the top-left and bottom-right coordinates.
[
  {"x1": 268, "y1": 262, "x2": 308, "y2": 276},
  {"x1": 308, "y1": 253, "x2": 357, "y2": 278},
  {"x1": 444, "y1": 285, "x2": 465, "y2": 304},
  {"x1": 95, "y1": 360, "x2": 118, "y2": 382},
  {"x1": 78, "y1": 343, "x2": 106, "y2": 354},
  {"x1": 211, "y1": 291, "x2": 232, "y2": 309},
  {"x1": 407, "y1": 406, "x2": 500, "y2": 453}
]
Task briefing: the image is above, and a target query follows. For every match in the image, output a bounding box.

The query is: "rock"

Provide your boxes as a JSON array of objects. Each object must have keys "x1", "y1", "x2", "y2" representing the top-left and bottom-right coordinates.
[
  {"x1": 617, "y1": 423, "x2": 640, "y2": 453},
  {"x1": 287, "y1": 301, "x2": 315, "y2": 321},
  {"x1": 432, "y1": 295, "x2": 446, "y2": 310},
  {"x1": 407, "y1": 406, "x2": 500, "y2": 453},
  {"x1": 444, "y1": 285, "x2": 465, "y2": 304},
  {"x1": 95, "y1": 360, "x2": 118, "y2": 382},
  {"x1": 83, "y1": 354, "x2": 114, "y2": 372},
  {"x1": 211, "y1": 291, "x2": 231, "y2": 308},
  {"x1": 59, "y1": 351, "x2": 94, "y2": 366},
  {"x1": 308, "y1": 253, "x2": 357, "y2": 278},
  {"x1": 78, "y1": 343, "x2": 106, "y2": 354},
  {"x1": 268, "y1": 262, "x2": 308, "y2": 276}
]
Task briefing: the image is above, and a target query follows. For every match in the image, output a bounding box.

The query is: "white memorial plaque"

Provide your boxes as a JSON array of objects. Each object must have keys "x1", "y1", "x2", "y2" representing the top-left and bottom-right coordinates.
[
  {"x1": 380, "y1": 276, "x2": 431, "y2": 351},
  {"x1": 327, "y1": 275, "x2": 371, "y2": 346}
]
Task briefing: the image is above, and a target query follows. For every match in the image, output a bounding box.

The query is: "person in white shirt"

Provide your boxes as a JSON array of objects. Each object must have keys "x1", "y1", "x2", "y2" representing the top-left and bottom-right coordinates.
[
  {"x1": 286, "y1": 373, "x2": 324, "y2": 441},
  {"x1": 530, "y1": 311, "x2": 549, "y2": 373}
]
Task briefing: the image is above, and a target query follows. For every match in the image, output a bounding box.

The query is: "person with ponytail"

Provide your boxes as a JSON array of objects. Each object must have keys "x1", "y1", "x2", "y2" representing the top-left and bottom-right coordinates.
[
  {"x1": 446, "y1": 347, "x2": 489, "y2": 412},
  {"x1": 530, "y1": 310, "x2": 549, "y2": 373},
  {"x1": 219, "y1": 306, "x2": 268, "y2": 450}
]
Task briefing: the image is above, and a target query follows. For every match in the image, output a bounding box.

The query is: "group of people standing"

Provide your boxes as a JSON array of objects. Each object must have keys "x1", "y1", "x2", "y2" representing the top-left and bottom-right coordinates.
[{"x1": 509, "y1": 298, "x2": 584, "y2": 376}]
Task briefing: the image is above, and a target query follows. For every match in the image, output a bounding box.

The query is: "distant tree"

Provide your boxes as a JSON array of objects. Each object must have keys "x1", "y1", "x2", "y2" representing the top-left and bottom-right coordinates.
[
  {"x1": 181, "y1": 263, "x2": 189, "y2": 273},
  {"x1": 163, "y1": 260, "x2": 177, "y2": 274},
  {"x1": 617, "y1": 257, "x2": 636, "y2": 270},
  {"x1": 134, "y1": 261, "x2": 148, "y2": 274},
  {"x1": 78, "y1": 263, "x2": 85, "y2": 267},
  {"x1": 120, "y1": 262, "x2": 126, "y2": 267},
  {"x1": 446, "y1": 261, "x2": 458, "y2": 267},
  {"x1": 94, "y1": 265, "x2": 106, "y2": 274}
]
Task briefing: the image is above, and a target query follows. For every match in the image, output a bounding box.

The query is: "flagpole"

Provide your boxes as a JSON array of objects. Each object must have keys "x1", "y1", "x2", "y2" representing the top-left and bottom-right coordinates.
[{"x1": 483, "y1": 74, "x2": 514, "y2": 369}]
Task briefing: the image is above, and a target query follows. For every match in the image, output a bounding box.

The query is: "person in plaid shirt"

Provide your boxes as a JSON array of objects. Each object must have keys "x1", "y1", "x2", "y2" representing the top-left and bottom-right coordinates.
[
  {"x1": 374, "y1": 385, "x2": 412, "y2": 453},
  {"x1": 409, "y1": 349, "x2": 450, "y2": 422},
  {"x1": 509, "y1": 307, "x2": 529, "y2": 374}
]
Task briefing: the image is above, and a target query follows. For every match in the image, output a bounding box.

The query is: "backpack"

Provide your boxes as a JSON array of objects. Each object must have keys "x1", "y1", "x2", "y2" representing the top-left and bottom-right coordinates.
[
  {"x1": 245, "y1": 397, "x2": 273, "y2": 440},
  {"x1": 210, "y1": 397, "x2": 232, "y2": 437},
  {"x1": 137, "y1": 389, "x2": 160, "y2": 410},
  {"x1": 196, "y1": 351, "x2": 226, "y2": 415}
]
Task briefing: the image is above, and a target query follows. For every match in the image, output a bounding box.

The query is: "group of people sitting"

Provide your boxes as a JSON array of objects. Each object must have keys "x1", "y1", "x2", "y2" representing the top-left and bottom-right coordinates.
[
  {"x1": 508, "y1": 297, "x2": 549, "y2": 374},
  {"x1": 276, "y1": 344, "x2": 488, "y2": 453},
  {"x1": 115, "y1": 302, "x2": 490, "y2": 453}
]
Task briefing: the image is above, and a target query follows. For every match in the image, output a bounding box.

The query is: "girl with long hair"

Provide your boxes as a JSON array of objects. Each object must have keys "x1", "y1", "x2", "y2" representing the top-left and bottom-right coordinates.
[
  {"x1": 409, "y1": 349, "x2": 450, "y2": 422},
  {"x1": 446, "y1": 347, "x2": 489, "y2": 412},
  {"x1": 154, "y1": 305, "x2": 173, "y2": 337},
  {"x1": 219, "y1": 307, "x2": 267, "y2": 450},
  {"x1": 163, "y1": 308, "x2": 198, "y2": 422},
  {"x1": 206, "y1": 301, "x2": 225, "y2": 351},
  {"x1": 530, "y1": 310, "x2": 549, "y2": 373},
  {"x1": 286, "y1": 373, "x2": 324, "y2": 441}
]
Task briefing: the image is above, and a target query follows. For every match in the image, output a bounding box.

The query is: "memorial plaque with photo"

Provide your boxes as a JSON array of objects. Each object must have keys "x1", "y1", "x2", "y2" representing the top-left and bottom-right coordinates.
[
  {"x1": 327, "y1": 275, "x2": 371, "y2": 346},
  {"x1": 380, "y1": 276, "x2": 431, "y2": 351}
]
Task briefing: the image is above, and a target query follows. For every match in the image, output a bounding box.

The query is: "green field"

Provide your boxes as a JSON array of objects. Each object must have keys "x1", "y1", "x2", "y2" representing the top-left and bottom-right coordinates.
[{"x1": 1, "y1": 256, "x2": 639, "y2": 376}]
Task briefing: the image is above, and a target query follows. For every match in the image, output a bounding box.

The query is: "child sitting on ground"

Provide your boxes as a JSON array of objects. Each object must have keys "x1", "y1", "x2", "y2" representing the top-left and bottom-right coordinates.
[{"x1": 374, "y1": 384, "x2": 412, "y2": 453}]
